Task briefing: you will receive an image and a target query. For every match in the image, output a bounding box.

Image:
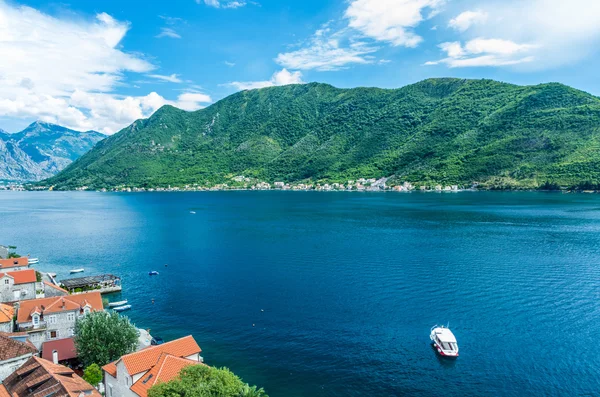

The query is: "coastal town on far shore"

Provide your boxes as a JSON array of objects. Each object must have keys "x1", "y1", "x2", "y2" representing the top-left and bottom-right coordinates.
[
  {"x1": 0, "y1": 245, "x2": 207, "y2": 397},
  {"x1": 3, "y1": 176, "x2": 466, "y2": 193}
]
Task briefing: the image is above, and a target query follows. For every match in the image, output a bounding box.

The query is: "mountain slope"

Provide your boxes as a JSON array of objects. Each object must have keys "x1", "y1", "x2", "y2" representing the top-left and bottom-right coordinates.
[
  {"x1": 0, "y1": 122, "x2": 105, "y2": 182},
  {"x1": 44, "y1": 78, "x2": 600, "y2": 189}
]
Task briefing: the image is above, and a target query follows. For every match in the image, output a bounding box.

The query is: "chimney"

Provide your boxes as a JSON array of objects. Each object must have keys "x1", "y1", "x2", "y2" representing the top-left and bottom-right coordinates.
[{"x1": 52, "y1": 350, "x2": 58, "y2": 364}]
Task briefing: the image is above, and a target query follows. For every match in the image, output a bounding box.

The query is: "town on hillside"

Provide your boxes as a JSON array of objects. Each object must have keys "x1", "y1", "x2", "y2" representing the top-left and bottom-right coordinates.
[{"x1": 0, "y1": 245, "x2": 261, "y2": 397}]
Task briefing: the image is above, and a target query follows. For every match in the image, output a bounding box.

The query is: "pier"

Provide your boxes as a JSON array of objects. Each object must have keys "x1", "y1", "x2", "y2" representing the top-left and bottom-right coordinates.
[{"x1": 59, "y1": 274, "x2": 122, "y2": 295}]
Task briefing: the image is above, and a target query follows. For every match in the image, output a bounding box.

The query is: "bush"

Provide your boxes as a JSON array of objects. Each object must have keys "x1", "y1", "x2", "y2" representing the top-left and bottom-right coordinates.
[
  {"x1": 83, "y1": 364, "x2": 103, "y2": 386},
  {"x1": 74, "y1": 311, "x2": 139, "y2": 367},
  {"x1": 148, "y1": 365, "x2": 268, "y2": 397}
]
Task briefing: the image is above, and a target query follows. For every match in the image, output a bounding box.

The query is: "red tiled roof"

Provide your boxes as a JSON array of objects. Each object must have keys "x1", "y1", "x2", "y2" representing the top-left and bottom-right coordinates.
[
  {"x1": 0, "y1": 334, "x2": 38, "y2": 361},
  {"x1": 0, "y1": 384, "x2": 10, "y2": 397},
  {"x1": 43, "y1": 280, "x2": 68, "y2": 294},
  {"x1": 102, "y1": 335, "x2": 201, "y2": 377},
  {"x1": 42, "y1": 338, "x2": 77, "y2": 362},
  {"x1": 16, "y1": 292, "x2": 103, "y2": 323},
  {"x1": 130, "y1": 353, "x2": 199, "y2": 397},
  {"x1": 0, "y1": 303, "x2": 13, "y2": 324},
  {"x1": 3, "y1": 356, "x2": 100, "y2": 397},
  {"x1": 0, "y1": 269, "x2": 36, "y2": 285},
  {"x1": 0, "y1": 257, "x2": 28, "y2": 269}
]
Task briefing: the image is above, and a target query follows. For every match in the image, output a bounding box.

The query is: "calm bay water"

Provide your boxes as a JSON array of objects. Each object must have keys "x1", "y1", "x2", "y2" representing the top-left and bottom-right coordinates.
[{"x1": 2, "y1": 191, "x2": 600, "y2": 396}]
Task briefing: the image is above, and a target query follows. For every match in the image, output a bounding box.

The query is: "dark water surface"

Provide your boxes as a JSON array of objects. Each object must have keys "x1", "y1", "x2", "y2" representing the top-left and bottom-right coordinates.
[{"x1": 2, "y1": 191, "x2": 600, "y2": 396}]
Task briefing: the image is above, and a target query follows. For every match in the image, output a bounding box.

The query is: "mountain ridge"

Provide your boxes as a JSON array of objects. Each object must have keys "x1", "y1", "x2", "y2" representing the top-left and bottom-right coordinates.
[
  {"x1": 0, "y1": 122, "x2": 105, "y2": 182},
  {"x1": 42, "y1": 78, "x2": 600, "y2": 189}
]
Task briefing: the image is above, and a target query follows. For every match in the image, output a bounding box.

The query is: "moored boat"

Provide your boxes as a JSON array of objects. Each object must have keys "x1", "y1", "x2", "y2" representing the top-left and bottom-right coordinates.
[
  {"x1": 113, "y1": 304, "x2": 132, "y2": 312},
  {"x1": 70, "y1": 268, "x2": 84, "y2": 274},
  {"x1": 108, "y1": 300, "x2": 128, "y2": 307},
  {"x1": 430, "y1": 325, "x2": 459, "y2": 358},
  {"x1": 148, "y1": 271, "x2": 159, "y2": 276},
  {"x1": 28, "y1": 257, "x2": 39, "y2": 265}
]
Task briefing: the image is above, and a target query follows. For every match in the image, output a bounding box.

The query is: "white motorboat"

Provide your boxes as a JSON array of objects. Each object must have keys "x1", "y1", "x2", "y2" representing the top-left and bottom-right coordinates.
[
  {"x1": 430, "y1": 325, "x2": 459, "y2": 358},
  {"x1": 113, "y1": 305, "x2": 132, "y2": 312},
  {"x1": 108, "y1": 300, "x2": 128, "y2": 307},
  {"x1": 69, "y1": 268, "x2": 85, "y2": 274},
  {"x1": 28, "y1": 257, "x2": 39, "y2": 265}
]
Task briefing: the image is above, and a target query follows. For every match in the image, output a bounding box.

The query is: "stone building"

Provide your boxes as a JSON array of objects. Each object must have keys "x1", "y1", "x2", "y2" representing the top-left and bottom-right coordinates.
[
  {"x1": 0, "y1": 304, "x2": 14, "y2": 333},
  {"x1": 0, "y1": 269, "x2": 37, "y2": 303},
  {"x1": 0, "y1": 245, "x2": 8, "y2": 259},
  {"x1": 102, "y1": 335, "x2": 203, "y2": 397},
  {"x1": 15, "y1": 291, "x2": 103, "y2": 349},
  {"x1": 0, "y1": 334, "x2": 38, "y2": 382}
]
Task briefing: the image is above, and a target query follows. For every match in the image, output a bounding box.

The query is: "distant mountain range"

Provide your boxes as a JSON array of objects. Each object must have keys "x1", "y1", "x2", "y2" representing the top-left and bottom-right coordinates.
[
  {"x1": 42, "y1": 78, "x2": 600, "y2": 189},
  {"x1": 0, "y1": 122, "x2": 105, "y2": 182}
]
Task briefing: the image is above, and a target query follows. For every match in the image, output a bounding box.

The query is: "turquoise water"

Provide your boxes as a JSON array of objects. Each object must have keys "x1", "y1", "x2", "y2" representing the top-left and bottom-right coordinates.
[{"x1": 2, "y1": 191, "x2": 600, "y2": 396}]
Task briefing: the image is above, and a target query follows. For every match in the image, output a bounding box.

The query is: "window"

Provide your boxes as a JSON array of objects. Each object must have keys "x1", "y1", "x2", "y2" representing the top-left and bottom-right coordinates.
[
  {"x1": 108, "y1": 384, "x2": 113, "y2": 397},
  {"x1": 32, "y1": 315, "x2": 39, "y2": 326},
  {"x1": 67, "y1": 313, "x2": 75, "y2": 322},
  {"x1": 48, "y1": 315, "x2": 57, "y2": 324},
  {"x1": 3, "y1": 279, "x2": 8, "y2": 285},
  {"x1": 48, "y1": 330, "x2": 58, "y2": 339}
]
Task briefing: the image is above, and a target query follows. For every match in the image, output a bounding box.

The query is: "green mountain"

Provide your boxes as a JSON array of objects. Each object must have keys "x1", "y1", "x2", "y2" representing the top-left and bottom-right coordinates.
[
  {"x1": 1, "y1": 122, "x2": 105, "y2": 182},
  {"x1": 43, "y1": 78, "x2": 600, "y2": 189}
]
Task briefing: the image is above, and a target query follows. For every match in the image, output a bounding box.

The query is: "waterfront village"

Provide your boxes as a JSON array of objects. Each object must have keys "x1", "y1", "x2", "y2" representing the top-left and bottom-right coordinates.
[
  {"x1": 0, "y1": 245, "x2": 208, "y2": 397},
  {"x1": 63, "y1": 178, "x2": 462, "y2": 193}
]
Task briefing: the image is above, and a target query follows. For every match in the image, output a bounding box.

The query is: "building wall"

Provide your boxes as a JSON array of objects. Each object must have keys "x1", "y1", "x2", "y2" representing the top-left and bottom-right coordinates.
[
  {"x1": 0, "y1": 354, "x2": 34, "y2": 382},
  {"x1": 44, "y1": 285, "x2": 68, "y2": 298},
  {"x1": 0, "y1": 278, "x2": 37, "y2": 303},
  {"x1": 18, "y1": 309, "x2": 79, "y2": 350},
  {"x1": 0, "y1": 320, "x2": 13, "y2": 333},
  {"x1": 0, "y1": 246, "x2": 8, "y2": 259},
  {"x1": 104, "y1": 360, "x2": 138, "y2": 397}
]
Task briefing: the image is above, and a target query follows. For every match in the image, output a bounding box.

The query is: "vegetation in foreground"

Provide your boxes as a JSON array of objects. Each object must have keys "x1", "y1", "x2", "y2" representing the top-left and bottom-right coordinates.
[
  {"x1": 148, "y1": 365, "x2": 268, "y2": 397},
  {"x1": 43, "y1": 78, "x2": 600, "y2": 190},
  {"x1": 74, "y1": 311, "x2": 139, "y2": 367}
]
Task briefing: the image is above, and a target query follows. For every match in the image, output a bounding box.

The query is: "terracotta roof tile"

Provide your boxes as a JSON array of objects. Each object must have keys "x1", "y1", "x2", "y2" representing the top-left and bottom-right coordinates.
[
  {"x1": 0, "y1": 303, "x2": 14, "y2": 323},
  {"x1": 102, "y1": 362, "x2": 117, "y2": 377},
  {"x1": 0, "y1": 257, "x2": 29, "y2": 269},
  {"x1": 130, "y1": 353, "x2": 200, "y2": 397},
  {"x1": 16, "y1": 292, "x2": 103, "y2": 323},
  {"x1": 0, "y1": 334, "x2": 38, "y2": 361},
  {"x1": 119, "y1": 335, "x2": 201, "y2": 376},
  {"x1": 0, "y1": 385, "x2": 9, "y2": 397},
  {"x1": 0, "y1": 269, "x2": 37, "y2": 285},
  {"x1": 3, "y1": 356, "x2": 100, "y2": 397}
]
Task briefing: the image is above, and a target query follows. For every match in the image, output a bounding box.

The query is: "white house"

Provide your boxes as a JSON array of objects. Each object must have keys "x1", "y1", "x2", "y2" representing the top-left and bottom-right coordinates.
[
  {"x1": 15, "y1": 291, "x2": 103, "y2": 349},
  {"x1": 0, "y1": 269, "x2": 37, "y2": 303},
  {"x1": 102, "y1": 335, "x2": 203, "y2": 397}
]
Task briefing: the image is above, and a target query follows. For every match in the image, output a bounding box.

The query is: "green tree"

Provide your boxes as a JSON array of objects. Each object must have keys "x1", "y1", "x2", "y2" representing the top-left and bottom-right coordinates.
[
  {"x1": 148, "y1": 365, "x2": 268, "y2": 397},
  {"x1": 74, "y1": 311, "x2": 139, "y2": 367},
  {"x1": 83, "y1": 363, "x2": 103, "y2": 386}
]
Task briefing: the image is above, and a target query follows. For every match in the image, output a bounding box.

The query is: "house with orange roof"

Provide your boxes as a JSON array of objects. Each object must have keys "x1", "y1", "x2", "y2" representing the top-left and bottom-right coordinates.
[
  {"x1": 0, "y1": 257, "x2": 29, "y2": 271},
  {"x1": 0, "y1": 333, "x2": 38, "y2": 382},
  {"x1": 0, "y1": 304, "x2": 14, "y2": 333},
  {"x1": 0, "y1": 356, "x2": 100, "y2": 397},
  {"x1": 0, "y1": 269, "x2": 37, "y2": 303},
  {"x1": 102, "y1": 335, "x2": 203, "y2": 397},
  {"x1": 15, "y1": 291, "x2": 103, "y2": 350}
]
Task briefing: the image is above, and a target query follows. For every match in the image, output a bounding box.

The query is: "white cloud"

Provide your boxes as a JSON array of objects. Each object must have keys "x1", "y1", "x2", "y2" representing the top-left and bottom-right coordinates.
[
  {"x1": 156, "y1": 27, "x2": 181, "y2": 39},
  {"x1": 224, "y1": 61, "x2": 236, "y2": 67},
  {"x1": 175, "y1": 92, "x2": 213, "y2": 111},
  {"x1": 345, "y1": 0, "x2": 445, "y2": 47},
  {"x1": 148, "y1": 74, "x2": 183, "y2": 83},
  {"x1": 426, "y1": 38, "x2": 536, "y2": 67},
  {"x1": 448, "y1": 10, "x2": 488, "y2": 32},
  {"x1": 0, "y1": 1, "x2": 211, "y2": 134},
  {"x1": 198, "y1": 0, "x2": 247, "y2": 8},
  {"x1": 432, "y1": 0, "x2": 600, "y2": 70},
  {"x1": 228, "y1": 69, "x2": 304, "y2": 90},
  {"x1": 276, "y1": 28, "x2": 378, "y2": 71}
]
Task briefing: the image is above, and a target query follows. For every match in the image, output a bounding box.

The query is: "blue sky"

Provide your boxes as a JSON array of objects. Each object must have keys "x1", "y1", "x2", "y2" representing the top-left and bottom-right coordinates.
[{"x1": 1, "y1": 0, "x2": 600, "y2": 134}]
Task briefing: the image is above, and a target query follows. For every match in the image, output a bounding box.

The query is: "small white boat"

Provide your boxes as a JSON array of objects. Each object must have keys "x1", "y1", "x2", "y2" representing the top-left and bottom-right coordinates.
[
  {"x1": 47, "y1": 272, "x2": 57, "y2": 278},
  {"x1": 190, "y1": 211, "x2": 196, "y2": 214},
  {"x1": 70, "y1": 268, "x2": 85, "y2": 274},
  {"x1": 108, "y1": 300, "x2": 128, "y2": 307},
  {"x1": 148, "y1": 271, "x2": 159, "y2": 276},
  {"x1": 113, "y1": 305, "x2": 132, "y2": 312},
  {"x1": 28, "y1": 257, "x2": 39, "y2": 265},
  {"x1": 430, "y1": 325, "x2": 459, "y2": 358}
]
